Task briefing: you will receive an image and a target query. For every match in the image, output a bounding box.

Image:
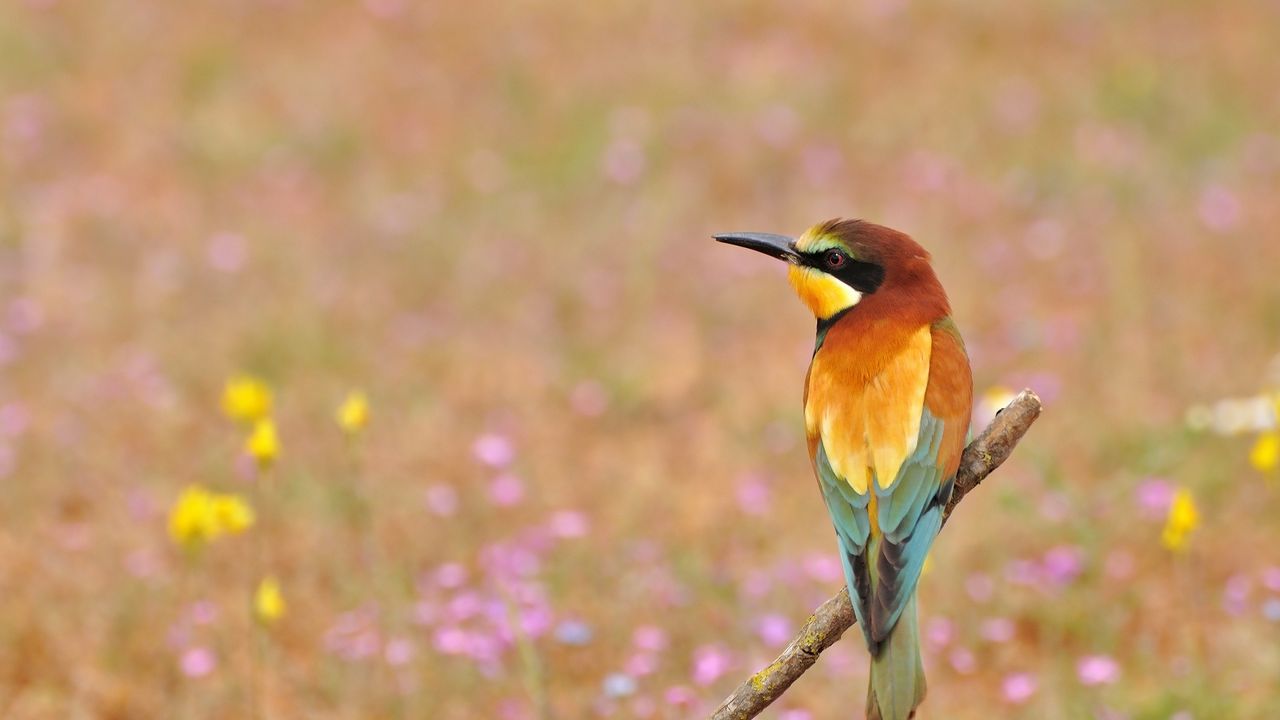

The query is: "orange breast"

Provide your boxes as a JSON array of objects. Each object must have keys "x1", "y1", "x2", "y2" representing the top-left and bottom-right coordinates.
[{"x1": 804, "y1": 318, "x2": 933, "y2": 494}]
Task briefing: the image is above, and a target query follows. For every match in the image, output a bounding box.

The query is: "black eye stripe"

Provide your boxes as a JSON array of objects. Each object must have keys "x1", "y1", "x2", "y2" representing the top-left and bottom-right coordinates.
[{"x1": 803, "y1": 250, "x2": 885, "y2": 294}]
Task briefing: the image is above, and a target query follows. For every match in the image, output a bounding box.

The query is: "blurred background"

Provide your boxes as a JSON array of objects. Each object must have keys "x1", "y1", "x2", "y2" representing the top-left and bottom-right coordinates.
[{"x1": 2, "y1": 1, "x2": 1279, "y2": 718}]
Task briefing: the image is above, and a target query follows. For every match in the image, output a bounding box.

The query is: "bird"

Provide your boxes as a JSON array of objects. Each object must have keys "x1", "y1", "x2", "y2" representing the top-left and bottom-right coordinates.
[{"x1": 714, "y1": 219, "x2": 973, "y2": 720}]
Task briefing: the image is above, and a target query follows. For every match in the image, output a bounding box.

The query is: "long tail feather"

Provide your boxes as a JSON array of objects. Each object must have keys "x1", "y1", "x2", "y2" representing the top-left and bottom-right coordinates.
[{"x1": 866, "y1": 593, "x2": 925, "y2": 720}]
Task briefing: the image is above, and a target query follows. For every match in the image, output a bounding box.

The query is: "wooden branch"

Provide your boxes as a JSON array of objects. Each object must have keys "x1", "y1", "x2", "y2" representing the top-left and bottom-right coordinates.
[{"x1": 709, "y1": 390, "x2": 1043, "y2": 720}]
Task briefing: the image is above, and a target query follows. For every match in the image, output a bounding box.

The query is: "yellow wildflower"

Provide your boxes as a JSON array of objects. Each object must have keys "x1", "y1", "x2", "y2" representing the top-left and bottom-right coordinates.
[
  {"x1": 169, "y1": 485, "x2": 220, "y2": 547},
  {"x1": 983, "y1": 385, "x2": 1017, "y2": 410},
  {"x1": 336, "y1": 390, "x2": 370, "y2": 435},
  {"x1": 1250, "y1": 432, "x2": 1279, "y2": 473},
  {"x1": 1161, "y1": 488, "x2": 1199, "y2": 553},
  {"x1": 212, "y1": 494, "x2": 255, "y2": 534},
  {"x1": 168, "y1": 485, "x2": 254, "y2": 547},
  {"x1": 246, "y1": 418, "x2": 280, "y2": 468},
  {"x1": 976, "y1": 385, "x2": 1018, "y2": 426},
  {"x1": 222, "y1": 375, "x2": 272, "y2": 424},
  {"x1": 254, "y1": 576, "x2": 286, "y2": 624}
]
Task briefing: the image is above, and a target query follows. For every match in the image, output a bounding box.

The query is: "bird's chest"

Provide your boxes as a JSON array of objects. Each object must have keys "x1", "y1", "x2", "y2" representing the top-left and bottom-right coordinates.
[{"x1": 804, "y1": 323, "x2": 932, "y2": 494}]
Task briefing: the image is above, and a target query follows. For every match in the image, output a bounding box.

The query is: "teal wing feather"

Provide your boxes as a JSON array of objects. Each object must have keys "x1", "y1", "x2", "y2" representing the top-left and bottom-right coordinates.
[
  {"x1": 867, "y1": 409, "x2": 953, "y2": 644},
  {"x1": 814, "y1": 440, "x2": 875, "y2": 646},
  {"x1": 815, "y1": 409, "x2": 955, "y2": 652}
]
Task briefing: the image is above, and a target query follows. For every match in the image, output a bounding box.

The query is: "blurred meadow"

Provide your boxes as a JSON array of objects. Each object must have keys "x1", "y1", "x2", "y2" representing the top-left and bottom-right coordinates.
[{"x1": 2, "y1": 0, "x2": 1280, "y2": 718}]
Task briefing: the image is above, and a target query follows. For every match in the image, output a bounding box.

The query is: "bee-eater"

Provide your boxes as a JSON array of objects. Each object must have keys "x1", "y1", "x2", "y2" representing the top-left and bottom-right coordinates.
[{"x1": 715, "y1": 219, "x2": 973, "y2": 720}]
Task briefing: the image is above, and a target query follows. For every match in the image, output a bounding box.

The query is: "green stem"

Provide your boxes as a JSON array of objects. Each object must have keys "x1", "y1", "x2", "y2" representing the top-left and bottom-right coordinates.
[
  {"x1": 502, "y1": 589, "x2": 550, "y2": 720},
  {"x1": 248, "y1": 466, "x2": 269, "y2": 720}
]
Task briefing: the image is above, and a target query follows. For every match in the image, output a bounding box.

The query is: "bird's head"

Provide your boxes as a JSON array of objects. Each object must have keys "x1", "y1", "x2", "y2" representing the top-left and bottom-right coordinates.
[{"x1": 714, "y1": 218, "x2": 947, "y2": 322}]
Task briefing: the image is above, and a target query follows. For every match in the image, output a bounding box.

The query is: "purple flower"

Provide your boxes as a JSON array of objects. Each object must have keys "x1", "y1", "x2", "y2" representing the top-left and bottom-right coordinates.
[
  {"x1": 980, "y1": 617, "x2": 1016, "y2": 643},
  {"x1": 189, "y1": 601, "x2": 219, "y2": 625},
  {"x1": 126, "y1": 487, "x2": 159, "y2": 521},
  {"x1": 447, "y1": 592, "x2": 483, "y2": 621},
  {"x1": 433, "y1": 626, "x2": 468, "y2": 655},
  {"x1": 125, "y1": 548, "x2": 161, "y2": 578},
  {"x1": 1077, "y1": 654, "x2": 1120, "y2": 685},
  {"x1": 925, "y1": 617, "x2": 953, "y2": 648},
  {"x1": 549, "y1": 510, "x2": 589, "y2": 538},
  {"x1": 601, "y1": 138, "x2": 646, "y2": 185},
  {"x1": 1018, "y1": 371, "x2": 1062, "y2": 404},
  {"x1": 349, "y1": 630, "x2": 381, "y2": 660},
  {"x1": 385, "y1": 637, "x2": 415, "y2": 666},
  {"x1": 434, "y1": 563, "x2": 468, "y2": 589},
  {"x1": 603, "y1": 672, "x2": 638, "y2": 697},
  {"x1": 519, "y1": 525, "x2": 556, "y2": 553},
  {"x1": 206, "y1": 232, "x2": 247, "y2": 273},
  {"x1": 1198, "y1": 185, "x2": 1242, "y2": 232},
  {"x1": 1002, "y1": 673, "x2": 1037, "y2": 703},
  {"x1": 691, "y1": 645, "x2": 732, "y2": 686},
  {"x1": 663, "y1": 685, "x2": 695, "y2": 705},
  {"x1": 965, "y1": 573, "x2": 994, "y2": 603},
  {"x1": 625, "y1": 652, "x2": 658, "y2": 676},
  {"x1": 0, "y1": 403, "x2": 28, "y2": 437},
  {"x1": 481, "y1": 542, "x2": 541, "y2": 580},
  {"x1": 324, "y1": 607, "x2": 385, "y2": 662},
  {"x1": 7, "y1": 297, "x2": 42, "y2": 334},
  {"x1": 412, "y1": 600, "x2": 438, "y2": 626},
  {"x1": 555, "y1": 619, "x2": 593, "y2": 646},
  {"x1": 472, "y1": 433, "x2": 515, "y2": 467},
  {"x1": 1261, "y1": 566, "x2": 1280, "y2": 592},
  {"x1": 167, "y1": 620, "x2": 191, "y2": 650},
  {"x1": 802, "y1": 553, "x2": 843, "y2": 583},
  {"x1": 949, "y1": 647, "x2": 976, "y2": 674},
  {"x1": 633, "y1": 625, "x2": 668, "y2": 652},
  {"x1": 1005, "y1": 559, "x2": 1041, "y2": 586},
  {"x1": 234, "y1": 453, "x2": 258, "y2": 482},
  {"x1": 569, "y1": 380, "x2": 608, "y2": 417},
  {"x1": 485, "y1": 599, "x2": 512, "y2": 635},
  {"x1": 1263, "y1": 599, "x2": 1280, "y2": 622},
  {"x1": 735, "y1": 475, "x2": 771, "y2": 515},
  {"x1": 180, "y1": 647, "x2": 217, "y2": 678},
  {"x1": 741, "y1": 569, "x2": 773, "y2": 599},
  {"x1": 489, "y1": 474, "x2": 525, "y2": 506},
  {"x1": 518, "y1": 605, "x2": 553, "y2": 637},
  {"x1": 1134, "y1": 478, "x2": 1174, "y2": 518},
  {"x1": 497, "y1": 698, "x2": 531, "y2": 720},
  {"x1": 779, "y1": 711, "x2": 813, "y2": 720},
  {"x1": 0, "y1": 332, "x2": 15, "y2": 366},
  {"x1": 1223, "y1": 574, "x2": 1251, "y2": 615},
  {"x1": 463, "y1": 631, "x2": 503, "y2": 666},
  {"x1": 755, "y1": 614, "x2": 792, "y2": 647},
  {"x1": 1042, "y1": 546, "x2": 1084, "y2": 586},
  {"x1": 424, "y1": 484, "x2": 458, "y2": 516}
]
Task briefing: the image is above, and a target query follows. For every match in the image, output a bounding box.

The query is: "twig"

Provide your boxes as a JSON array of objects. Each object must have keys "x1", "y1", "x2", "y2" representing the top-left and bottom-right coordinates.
[{"x1": 709, "y1": 390, "x2": 1043, "y2": 720}]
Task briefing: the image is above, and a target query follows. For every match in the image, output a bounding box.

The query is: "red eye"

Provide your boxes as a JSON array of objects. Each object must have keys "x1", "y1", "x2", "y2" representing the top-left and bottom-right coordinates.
[{"x1": 824, "y1": 250, "x2": 846, "y2": 269}]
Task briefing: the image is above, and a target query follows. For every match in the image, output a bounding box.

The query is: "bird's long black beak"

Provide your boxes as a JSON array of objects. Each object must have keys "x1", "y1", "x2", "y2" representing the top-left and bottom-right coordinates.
[{"x1": 713, "y1": 232, "x2": 801, "y2": 263}]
